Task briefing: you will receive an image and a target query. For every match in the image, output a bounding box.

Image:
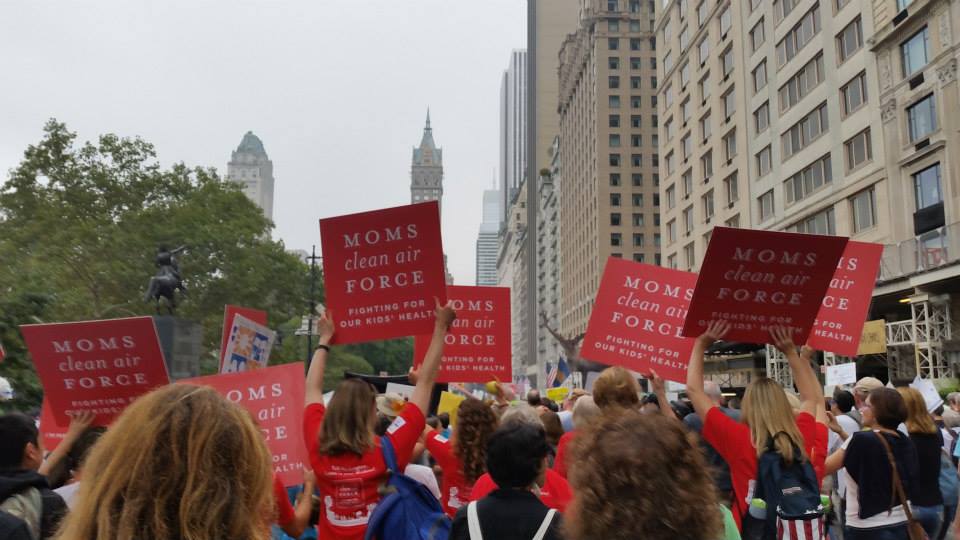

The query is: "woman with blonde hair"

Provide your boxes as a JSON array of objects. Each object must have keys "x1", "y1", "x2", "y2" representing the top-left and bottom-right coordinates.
[
  {"x1": 564, "y1": 410, "x2": 738, "y2": 540},
  {"x1": 303, "y1": 302, "x2": 456, "y2": 540},
  {"x1": 591, "y1": 366, "x2": 640, "y2": 413},
  {"x1": 898, "y1": 386, "x2": 945, "y2": 537},
  {"x1": 687, "y1": 322, "x2": 824, "y2": 532},
  {"x1": 55, "y1": 384, "x2": 274, "y2": 540},
  {"x1": 425, "y1": 397, "x2": 499, "y2": 517}
]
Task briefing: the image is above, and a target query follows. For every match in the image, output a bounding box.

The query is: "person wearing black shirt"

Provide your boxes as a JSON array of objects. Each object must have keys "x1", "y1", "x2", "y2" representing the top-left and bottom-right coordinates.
[{"x1": 899, "y1": 387, "x2": 946, "y2": 538}]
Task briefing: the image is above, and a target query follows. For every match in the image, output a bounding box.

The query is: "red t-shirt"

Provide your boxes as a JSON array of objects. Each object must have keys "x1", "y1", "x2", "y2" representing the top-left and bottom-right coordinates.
[
  {"x1": 702, "y1": 407, "x2": 817, "y2": 530},
  {"x1": 425, "y1": 431, "x2": 474, "y2": 518},
  {"x1": 469, "y1": 468, "x2": 572, "y2": 513},
  {"x1": 552, "y1": 431, "x2": 577, "y2": 479},
  {"x1": 810, "y1": 422, "x2": 828, "y2": 485},
  {"x1": 303, "y1": 401, "x2": 425, "y2": 540},
  {"x1": 273, "y1": 475, "x2": 295, "y2": 527}
]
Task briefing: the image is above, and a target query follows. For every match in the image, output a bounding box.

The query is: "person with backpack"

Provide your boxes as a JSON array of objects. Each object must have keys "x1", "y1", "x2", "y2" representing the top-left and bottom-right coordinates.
[
  {"x1": 0, "y1": 413, "x2": 67, "y2": 540},
  {"x1": 899, "y1": 387, "x2": 946, "y2": 538},
  {"x1": 824, "y1": 387, "x2": 919, "y2": 540},
  {"x1": 425, "y1": 397, "x2": 498, "y2": 518},
  {"x1": 687, "y1": 322, "x2": 825, "y2": 535},
  {"x1": 449, "y1": 421, "x2": 563, "y2": 540},
  {"x1": 302, "y1": 302, "x2": 455, "y2": 540}
]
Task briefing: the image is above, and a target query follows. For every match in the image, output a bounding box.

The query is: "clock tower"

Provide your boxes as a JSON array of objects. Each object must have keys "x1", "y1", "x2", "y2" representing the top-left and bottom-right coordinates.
[{"x1": 411, "y1": 110, "x2": 444, "y2": 213}]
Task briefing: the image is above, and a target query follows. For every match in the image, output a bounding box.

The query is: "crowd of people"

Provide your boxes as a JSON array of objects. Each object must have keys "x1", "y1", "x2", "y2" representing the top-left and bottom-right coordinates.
[{"x1": 0, "y1": 301, "x2": 958, "y2": 540}]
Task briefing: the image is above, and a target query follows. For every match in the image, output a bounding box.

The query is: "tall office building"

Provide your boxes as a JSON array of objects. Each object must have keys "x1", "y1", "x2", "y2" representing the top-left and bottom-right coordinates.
[
  {"x1": 656, "y1": 0, "x2": 960, "y2": 380},
  {"x1": 227, "y1": 131, "x2": 275, "y2": 220},
  {"x1": 500, "y1": 50, "x2": 528, "y2": 225},
  {"x1": 411, "y1": 111, "x2": 444, "y2": 212},
  {"x1": 476, "y1": 189, "x2": 501, "y2": 286},
  {"x1": 538, "y1": 137, "x2": 564, "y2": 365},
  {"x1": 558, "y1": 0, "x2": 661, "y2": 337}
]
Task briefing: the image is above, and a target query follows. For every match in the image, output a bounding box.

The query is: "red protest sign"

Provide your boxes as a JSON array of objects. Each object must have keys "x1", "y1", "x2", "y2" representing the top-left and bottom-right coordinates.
[
  {"x1": 807, "y1": 241, "x2": 884, "y2": 355},
  {"x1": 220, "y1": 305, "x2": 268, "y2": 366},
  {"x1": 39, "y1": 399, "x2": 68, "y2": 453},
  {"x1": 319, "y1": 202, "x2": 447, "y2": 344},
  {"x1": 681, "y1": 227, "x2": 848, "y2": 344},
  {"x1": 20, "y1": 317, "x2": 170, "y2": 426},
  {"x1": 413, "y1": 286, "x2": 511, "y2": 383},
  {"x1": 581, "y1": 258, "x2": 697, "y2": 383},
  {"x1": 182, "y1": 362, "x2": 307, "y2": 486}
]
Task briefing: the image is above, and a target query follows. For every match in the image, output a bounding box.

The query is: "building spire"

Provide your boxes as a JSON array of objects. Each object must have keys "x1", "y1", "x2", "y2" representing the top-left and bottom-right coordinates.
[{"x1": 425, "y1": 108, "x2": 432, "y2": 130}]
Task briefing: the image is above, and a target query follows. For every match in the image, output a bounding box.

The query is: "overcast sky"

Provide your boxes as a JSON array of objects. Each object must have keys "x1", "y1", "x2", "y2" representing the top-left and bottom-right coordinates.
[{"x1": 0, "y1": 0, "x2": 526, "y2": 285}]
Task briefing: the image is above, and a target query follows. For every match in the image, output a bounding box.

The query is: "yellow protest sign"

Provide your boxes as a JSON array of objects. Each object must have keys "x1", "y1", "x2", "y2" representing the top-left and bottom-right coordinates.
[
  {"x1": 857, "y1": 320, "x2": 887, "y2": 355},
  {"x1": 437, "y1": 391, "x2": 465, "y2": 427},
  {"x1": 546, "y1": 387, "x2": 570, "y2": 403}
]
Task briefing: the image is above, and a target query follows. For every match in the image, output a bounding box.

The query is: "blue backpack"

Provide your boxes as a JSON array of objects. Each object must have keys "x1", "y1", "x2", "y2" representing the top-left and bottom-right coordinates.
[{"x1": 363, "y1": 436, "x2": 450, "y2": 540}]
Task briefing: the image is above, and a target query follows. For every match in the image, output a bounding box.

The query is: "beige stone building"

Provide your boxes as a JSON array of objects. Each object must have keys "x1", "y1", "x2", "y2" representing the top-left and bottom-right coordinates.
[
  {"x1": 558, "y1": 0, "x2": 662, "y2": 338},
  {"x1": 656, "y1": 0, "x2": 960, "y2": 380}
]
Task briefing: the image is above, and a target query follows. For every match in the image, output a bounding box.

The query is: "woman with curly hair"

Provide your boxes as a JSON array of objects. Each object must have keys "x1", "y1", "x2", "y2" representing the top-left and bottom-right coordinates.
[
  {"x1": 426, "y1": 397, "x2": 499, "y2": 517},
  {"x1": 55, "y1": 384, "x2": 274, "y2": 540},
  {"x1": 565, "y1": 410, "x2": 738, "y2": 540}
]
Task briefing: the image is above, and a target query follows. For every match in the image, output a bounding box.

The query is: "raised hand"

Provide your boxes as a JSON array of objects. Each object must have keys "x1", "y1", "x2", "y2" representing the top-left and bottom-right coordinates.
[
  {"x1": 696, "y1": 320, "x2": 731, "y2": 347},
  {"x1": 768, "y1": 325, "x2": 798, "y2": 356},
  {"x1": 317, "y1": 310, "x2": 335, "y2": 344},
  {"x1": 434, "y1": 298, "x2": 456, "y2": 330},
  {"x1": 649, "y1": 369, "x2": 666, "y2": 396}
]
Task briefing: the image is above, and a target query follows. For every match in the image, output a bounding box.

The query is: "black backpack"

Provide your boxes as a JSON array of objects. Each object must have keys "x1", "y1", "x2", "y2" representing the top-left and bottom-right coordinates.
[{"x1": 741, "y1": 434, "x2": 825, "y2": 540}]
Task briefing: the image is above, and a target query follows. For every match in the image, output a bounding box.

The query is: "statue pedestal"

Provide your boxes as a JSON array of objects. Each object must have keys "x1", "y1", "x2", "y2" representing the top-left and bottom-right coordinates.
[{"x1": 153, "y1": 316, "x2": 203, "y2": 380}]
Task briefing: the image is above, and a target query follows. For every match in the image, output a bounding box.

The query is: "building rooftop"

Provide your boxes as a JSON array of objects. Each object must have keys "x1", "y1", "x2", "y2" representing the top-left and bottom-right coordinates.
[{"x1": 235, "y1": 131, "x2": 268, "y2": 157}]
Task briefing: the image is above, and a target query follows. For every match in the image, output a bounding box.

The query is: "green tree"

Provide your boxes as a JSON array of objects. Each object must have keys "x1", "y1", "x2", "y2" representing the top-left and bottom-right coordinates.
[{"x1": 0, "y1": 120, "x2": 312, "y2": 409}]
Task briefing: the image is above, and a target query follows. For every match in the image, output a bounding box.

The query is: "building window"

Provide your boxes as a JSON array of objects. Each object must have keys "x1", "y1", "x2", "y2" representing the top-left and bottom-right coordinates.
[
  {"x1": 773, "y1": 0, "x2": 800, "y2": 25},
  {"x1": 631, "y1": 115, "x2": 642, "y2": 128},
  {"x1": 782, "y1": 101, "x2": 828, "y2": 159},
  {"x1": 666, "y1": 151, "x2": 675, "y2": 175},
  {"x1": 631, "y1": 154, "x2": 643, "y2": 167},
  {"x1": 724, "y1": 172, "x2": 739, "y2": 204},
  {"x1": 913, "y1": 163, "x2": 942, "y2": 209},
  {"x1": 699, "y1": 74, "x2": 711, "y2": 101},
  {"x1": 683, "y1": 206, "x2": 694, "y2": 233},
  {"x1": 837, "y1": 0, "x2": 852, "y2": 10},
  {"x1": 755, "y1": 101, "x2": 770, "y2": 133},
  {"x1": 666, "y1": 185, "x2": 676, "y2": 209},
  {"x1": 775, "y1": 4, "x2": 820, "y2": 67},
  {"x1": 682, "y1": 134, "x2": 692, "y2": 160},
  {"x1": 785, "y1": 153, "x2": 832, "y2": 204},
  {"x1": 723, "y1": 129, "x2": 737, "y2": 161},
  {"x1": 609, "y1": 75, "x2": 621, "y2": 89},
  {"x1": 609, "y1": 19, "x2": 620, "y2": 31},
  {"x1": 611, "y1": 213, "x2": 622, "y2": 226},
  {"x1": 850, "y1": 189, "x2": 876, "y2": 232},
  {"x1": 700, "y1": 113, "x2": 712, "y2": 140},
  {"x1": 610, "y1": 134, "x2": 622, "y2": 147},
  {"x1": 611, "y1": 193, "x2": 622, "y2": 206},
  {"x1": 668, "y1": 254, "x2": 678, "y2": 268},
  {"x1": 665, "y1": 117, "x2": 675, "y2": 140},
  {"x1": 701, "y1": 150, "x2": 713, "y2": 180},
  {"x1": 631, "y1": 134, "x2": 642, "y2": 147},
  {"x1": 720, "y1": 5, "x2": 731, "y2": 35},
  {"x1": 609, "y1": 37, "x2": 620, "y2": 50},
  {"x1": 840, "y1": 71, "x2": 867, "y2": 116},
  {"x1": 663, "y1": 50, "x2": 674, "y2": 73},
  {"x1": 697, "y1": 1, "x2": 707, "y2": 27},
  {"x1": 630, "y1": 56, "x2": 642, "y2": 69},
  {"x1": 632, "y1": 95, "x2": 643, "y2": 108},
  {"x1": 756, "y1": 145, "x2": 772, "y2": 177},
  {"x1": 681, "y1": 98, "x2": 691, "y2": 123},
  {"x1": 680, "y1": 26, "x2": 690, "y2": 51},
  {"x1": 753, "y1": 60, "x2": 767, "y2": 92},
  {"x1": 726, "y1": 214, "x2": 740, "y2": 227},
  {"x1": 751, "y1": 18, "x2": 765, "y2": 51},
  {"x1": 703, "y1": 189, "x2": 715, "y2": 220},
  {"x1": 610, "y1": 114, "x2": 621, "y2": 128},
  {"x1": 721, "y1": 46, "x2": 734, "y2": 76},
  {"x1": 631, "y1": 76, "x2": 642, "y2": 89},
  {"x1": 610, "y1": 153, "x2": 622, "y2": 167},
  {"x1": 723, "y1": 87, "x2": 736, "y2": 118},
  {"x1": 901, "y1": 27, "x2": 930, "y2": 77},
  {"x1": 844, "y1": 128, "x2": 872, "y2": 171},
  {"x1": 609, "y1": 57, "x2": 621, "y2": 70},
  {"x1": 682, "y1": 169, "x2": 694, "y2": 196},
  {"x1": 759, "y1": 189, "x2": 775, "y2": 221},
  {"x1": 633, "y1": 233, "x2": 645, "y2": 247},
  {"x1": 610, "y1": 173, "x2": 622, "y2": 186},
  {"x1": 778, "y1": 53, "x2": 824, "y2": 112},
  {"x1": 789, "y1": 207, "x2": 836, "y2": 234},
  {"x1": 630, "y1": 38, "x2": 642, "y2": 51},
  {"x1": 668, "y1": 219, "x2": 677, "y2": 243},
  {"x1": 632, "y1": 173, "x2": 643, "y2": 186},
  {"x1": 680, "y1": 62, "x2": 691, "y2": 87},
  {"x1": 609, "y1": 95, "x2": 621, "y2": 108},
  {"x1": 665, "y1": 84, "x2": 674, "y2": 108},
  {"x1": 837, "y1": 17, "x2": 863, "y2": 63},
  {"x1": 684, "y1": 243, "x2": 696, "y2": 269},
  {"x1": 699, "y1": 38, "x2": 710, "y2": 65},
  {"x1": 611, "y1": 233, "x2": 622, "y2": 246},
  {"x1": 633, "y1": 213, "x2": 645, "y2": 226},
  {"x1": 896, "y1": 0, "x2": 912, "y2": 10},
  {"x1": 907, "y1": 94, "x2": 937, "y2": 142},
  {"x1": 607, "y1": 0, "x2": 619, "y2": 11}
]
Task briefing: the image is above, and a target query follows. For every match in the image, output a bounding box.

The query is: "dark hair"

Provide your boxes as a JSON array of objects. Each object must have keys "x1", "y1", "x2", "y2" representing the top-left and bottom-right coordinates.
[
  {"x1": 437, "y1": 413, "x2": 451, "y2": 430},
  {"x1": 542, "y1": 398, "x2": 559, "y2": 413},
  {"x1": 426, "y1": 416, "x2": 441, "y2": 430},
  {"x1": 868, "y1": 388, "x2": 908, "y2": 430},
  {"x1": 935, "y1": 405, "x2": 945, "y2": 417},
  {"x1": 374, "y1": 414, "x2": 393, "y2": 437},
  {"x1": 833, "y1": 390, "x2": 855, "y2": 413},
  {"x1": 540, "y1": 410, "x2": 564, "y2": 447},
  {"x1": 486, "y1": 422, "x2": 549, "y2": 489},
  {"x1": 0, "y1": 413, "x2": 39, "y2": 470},
  {"x1": 526, "y1": 390, "x2": 542, "y2": 407}
]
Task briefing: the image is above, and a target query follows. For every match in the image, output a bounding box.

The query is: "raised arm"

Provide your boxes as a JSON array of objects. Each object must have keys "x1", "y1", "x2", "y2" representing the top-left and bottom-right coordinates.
[
  {"x1": 769, "y1": 326, "x2": 820, "y2": 416},
  {"x1": 283, "y1": 470, "x2": 315, "y2": 538},
  {"x1": 650, "y1": 370, "x2": 678, "y2": 421},
  {"x1": 410, "y1": 299, "x2": 456, "y2": 415},
  {"x1": 801, "y1": 345, "x2": 829, "y2": 425},
  {"x1": 305, "y1": 312, "x2": 335, "y2": 406},
  {"x1": 38, "y1": 410, "x2": 95, "y2": 477},
  {"x1": 686, "y1": 320, "x2": 730, "y2": 421}
]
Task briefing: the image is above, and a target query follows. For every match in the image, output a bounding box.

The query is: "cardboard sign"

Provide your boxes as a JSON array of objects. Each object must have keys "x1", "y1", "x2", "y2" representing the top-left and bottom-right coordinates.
[
  {"x1": 910, "y1": 376, "x2": 944, "y2": 413},
  {"x1": 413, "y1": 286, "x2": 511, "y2": 383},
  {"x1": 183, "y1": 363, "x2": 307, "y2": 486},
  {"x1": 319, "y1": 202, "x2": 447, "y2": 344},
  {"x1": 582, "y1": 258, "x2": 698, "y2": 383},
  {"x1": 546, "y1": 387, "x2": 569, "y2": 403},
  {"x1": 682, "y1": 227, "x2": 848, "y2": 344},
  {"x1": 385, "y1": 382, "x2": 415, "y2": 400},
  {"x1": 437, "y1": 391, "x2": 465, "y2": 427},
  {"x1": 21, "y1": 317, "x2": 171, "y2": 426},
  {"x1": 220, "y1": 305, "x2": 268, "y2": 365},
  {"x1": 221, "y1": 314, "x2": 276, "y2": 373},
  {"x1": 858, "y1": 320, "x2": 888, "y2": 355},
  {"x1": 807, "y1": 241, "x2": 884, "y2": 355},
  {"x1": 825, "y1": 362, "x2": 858, "y2": 387},
  {"x1": 39, "y1": 399, "x2": 68, "y2": 452}
]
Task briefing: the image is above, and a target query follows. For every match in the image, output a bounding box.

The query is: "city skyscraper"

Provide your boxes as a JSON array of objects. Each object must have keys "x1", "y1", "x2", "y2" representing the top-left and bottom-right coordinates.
[
  {"x1": 411, "y1": 110, "x2": 444, "y2": 213},
  {"x1": 226, "y1": 131, "x2": 275, "y2": 220},
  {"x1": 500, "y1": 49, "x2": 527, "y2": 225},
  {"x1": 476, "y1": 189, "x2": 501, "y2": 286},
  {"x1": 558, "y1": 0, "x2": 660, "y2": 337}
]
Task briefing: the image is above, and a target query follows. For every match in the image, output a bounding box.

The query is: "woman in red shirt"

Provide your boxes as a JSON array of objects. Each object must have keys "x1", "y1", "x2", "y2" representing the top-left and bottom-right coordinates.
[
  {"x1": 686, "y1": 322, "x2": 825, "y2": 530},
  {"x1": 302, "y1": 302, "x2": 456, "y2": 540},
  {"x1": 425, "y1": 397, "x2": 499, "y2": 517}
]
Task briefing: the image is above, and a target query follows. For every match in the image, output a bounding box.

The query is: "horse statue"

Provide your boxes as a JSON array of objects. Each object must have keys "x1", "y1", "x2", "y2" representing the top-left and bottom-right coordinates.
[{"x1": 144, "y1": 245, "x2": 187, "y2": 314}]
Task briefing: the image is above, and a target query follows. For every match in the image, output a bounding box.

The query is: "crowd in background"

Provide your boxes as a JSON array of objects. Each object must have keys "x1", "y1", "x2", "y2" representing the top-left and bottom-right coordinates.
[{"x1": 0, "y1": 303, "x2": 958, "y2": 540}]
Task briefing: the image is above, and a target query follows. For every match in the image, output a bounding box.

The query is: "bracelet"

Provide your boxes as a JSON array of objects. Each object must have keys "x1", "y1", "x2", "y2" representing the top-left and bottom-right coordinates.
[{"x1": 316, "y1": 344, "x2": 330, "y2": 352}]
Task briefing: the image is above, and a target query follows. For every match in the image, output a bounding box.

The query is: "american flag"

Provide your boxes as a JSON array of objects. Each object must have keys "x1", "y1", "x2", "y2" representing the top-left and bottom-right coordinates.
[{"x1": 546, "y1": 362, "x2": 558, "y2": 389}]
